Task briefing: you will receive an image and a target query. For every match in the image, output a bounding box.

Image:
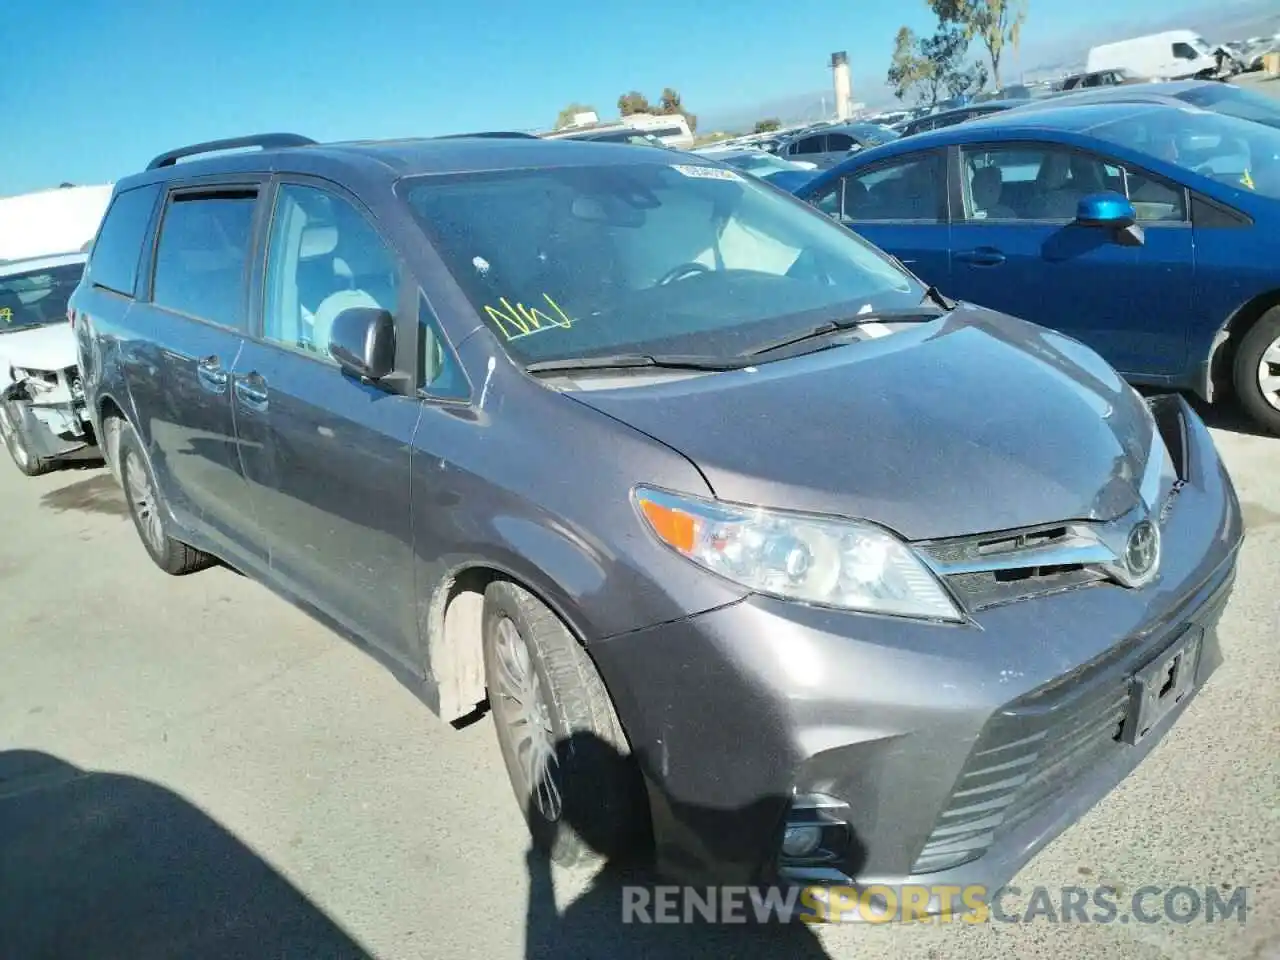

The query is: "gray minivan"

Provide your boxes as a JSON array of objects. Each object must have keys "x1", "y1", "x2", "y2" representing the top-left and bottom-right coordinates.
[{"x1": 71, "y1": 132, "x2": 1242, "y2": 914}]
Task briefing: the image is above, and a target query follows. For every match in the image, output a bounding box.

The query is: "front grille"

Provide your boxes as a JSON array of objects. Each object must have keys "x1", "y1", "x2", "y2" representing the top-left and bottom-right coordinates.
[
  {"x1": 910, "y1": 573, "x2": 1233, "y2": 875},
  {"x1": 918, "y1": 525, "x2": 1110, "y2": 611}
]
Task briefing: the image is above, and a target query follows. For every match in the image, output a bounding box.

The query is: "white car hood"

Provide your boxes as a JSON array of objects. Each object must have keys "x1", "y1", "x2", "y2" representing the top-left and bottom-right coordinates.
[{"x1": 0, "y1": 324, "x2": 76, "y2": 384}]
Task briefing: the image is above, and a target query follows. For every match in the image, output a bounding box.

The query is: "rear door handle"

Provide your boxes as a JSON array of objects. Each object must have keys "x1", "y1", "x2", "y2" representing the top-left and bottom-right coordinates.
[
  {"x1": 955, "y1": 248, "x2": 1006, "y2": 267},
  {"x1": 196, "y1": 355, "x2": 228, "y2": 391},
  {"x1": 235, "y1": 371, "x2": 269, "y2": 411}
]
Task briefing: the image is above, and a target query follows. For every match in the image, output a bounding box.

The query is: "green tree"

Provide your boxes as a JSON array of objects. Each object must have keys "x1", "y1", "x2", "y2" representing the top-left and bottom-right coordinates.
[
  {"x1": 554, "y1": 103, "x2": 596, "y2": 129},
  {"x1": 617, "y1": 91, "x2": 651, "y2": 116},
  {"x1": 887, "y1": 23, "x2": 987, "y2": 105},
  {"x1": 928, "y1": 0, "x2": 1026, "y2": 89},
  {"x1": 753, "y1": 118, "x2": 782, "y2": 133}
]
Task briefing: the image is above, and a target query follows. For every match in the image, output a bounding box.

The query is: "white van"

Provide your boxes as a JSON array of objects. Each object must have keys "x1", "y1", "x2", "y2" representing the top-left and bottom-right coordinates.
[{"x1": 1087, "y1": 30, "x2": 1218, "y2": 81}]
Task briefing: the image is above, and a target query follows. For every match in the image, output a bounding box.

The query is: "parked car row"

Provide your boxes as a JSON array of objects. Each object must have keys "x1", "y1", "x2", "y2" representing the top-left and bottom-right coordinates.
[
  {"x1": 791, "y1": 90, "x2": 1280, "y2": 436},
  {"x1": 0, "y1": 111, "x2": 1253, "y2": 917}
]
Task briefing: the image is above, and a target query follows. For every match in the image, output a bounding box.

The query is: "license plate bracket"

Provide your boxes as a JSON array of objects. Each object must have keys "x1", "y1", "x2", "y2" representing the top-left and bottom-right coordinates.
[{"x1": 1120, "y1": 626, "x2": 1203, "y2": 747}]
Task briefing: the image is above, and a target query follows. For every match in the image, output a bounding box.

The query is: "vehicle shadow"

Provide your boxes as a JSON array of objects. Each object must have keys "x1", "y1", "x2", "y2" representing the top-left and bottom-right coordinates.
[
  {"x1": 521, "y1": 731, "x2": 837, "y2": 960},
  {"x1": 0, "y1": 749, "x2": 371, "y2": 960}
]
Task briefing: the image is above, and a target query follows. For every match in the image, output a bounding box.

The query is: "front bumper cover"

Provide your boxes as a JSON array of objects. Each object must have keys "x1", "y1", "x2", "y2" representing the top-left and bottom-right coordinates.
[{"x1": 589, "y1": 395, "x2": 1243, "y2": 909}]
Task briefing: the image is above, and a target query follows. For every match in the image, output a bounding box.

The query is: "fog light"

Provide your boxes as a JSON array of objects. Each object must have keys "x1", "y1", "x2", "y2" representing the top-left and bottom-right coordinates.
[{"x1": 781, "y1": 824, "x2": 823, "y2": 858}]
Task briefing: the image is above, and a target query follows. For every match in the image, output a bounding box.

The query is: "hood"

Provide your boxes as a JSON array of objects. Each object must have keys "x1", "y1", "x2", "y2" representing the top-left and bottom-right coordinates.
[
  {"x1": 0, "y1": 323, "x2": 77, "y2": 377},
  {"x1": 571, "y1": 305, "x2": 1156, "y2": 541}
]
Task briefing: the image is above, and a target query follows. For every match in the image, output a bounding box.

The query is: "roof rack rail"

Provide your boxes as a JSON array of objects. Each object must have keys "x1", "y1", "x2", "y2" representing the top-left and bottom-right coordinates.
[
  {"x1": 146, "y1": 133, "x2": 317, "y2": 171},
  {"x1": 433, "y1": 131, "x2": 540, "y2": 140}
]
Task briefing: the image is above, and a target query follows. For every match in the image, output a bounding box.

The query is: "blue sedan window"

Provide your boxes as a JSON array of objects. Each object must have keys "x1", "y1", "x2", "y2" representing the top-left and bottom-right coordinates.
[{"x1": 1090, "y1": 108, "x2": 1280, "y2": 200}]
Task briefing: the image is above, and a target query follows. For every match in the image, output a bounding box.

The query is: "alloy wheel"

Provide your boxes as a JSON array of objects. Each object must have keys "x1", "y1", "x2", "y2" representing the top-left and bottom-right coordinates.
[
  {"x1": 124, "y1": 450, "x2": 165, "y2": 554},
  {"x1": 1257, "y1": 335, "x2": 1280, "y2": 412},
  {"x1": 491, "y1": 616, "x2": 561, "y2": 822}
]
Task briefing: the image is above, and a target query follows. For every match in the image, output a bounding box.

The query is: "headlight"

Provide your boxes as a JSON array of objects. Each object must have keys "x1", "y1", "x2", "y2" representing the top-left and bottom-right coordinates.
[{"x1": 634, "y1": 486, "x2": 964, "y2": 622}]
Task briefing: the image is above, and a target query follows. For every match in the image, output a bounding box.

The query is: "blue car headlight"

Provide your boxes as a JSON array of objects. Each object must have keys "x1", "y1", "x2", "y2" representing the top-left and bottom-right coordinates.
[{"x1": 634, "y1": 486, "x2": 964, "y2": 622}]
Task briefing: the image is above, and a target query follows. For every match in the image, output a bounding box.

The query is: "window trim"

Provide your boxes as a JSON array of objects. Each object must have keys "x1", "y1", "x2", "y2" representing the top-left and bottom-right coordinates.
[
  {"x1": 834, "y1": 147, "x2": 949, "y2": 224},
  {"x1": 145, "y1": 177, "x2": 267, "y2": 333},
  {"x1": 953, "y1": 139, "x2": 1192, "y2": 227}
]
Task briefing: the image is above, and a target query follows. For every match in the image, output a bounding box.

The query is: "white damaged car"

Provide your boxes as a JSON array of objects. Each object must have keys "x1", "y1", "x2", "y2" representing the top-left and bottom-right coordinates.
[{"x1": 0, "y1": 253, "x2": 96, "y2": 476}]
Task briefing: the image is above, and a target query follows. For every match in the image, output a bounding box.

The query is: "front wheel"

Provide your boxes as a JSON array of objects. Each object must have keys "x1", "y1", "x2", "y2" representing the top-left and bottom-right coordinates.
[
  {"x1": 1232, "y1": 306, "x2": 1280, "y2": 436},
  {"x1": 0, "y1": 401, "x2": 53, "y2": 477},
  {"x1": 482, "y1": 581, "x2": 649, "y2": 869}
]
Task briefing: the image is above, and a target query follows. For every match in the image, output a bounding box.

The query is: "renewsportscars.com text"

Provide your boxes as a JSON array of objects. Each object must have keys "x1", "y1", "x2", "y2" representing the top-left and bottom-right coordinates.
[{"x1": 621, "y1": 884, "x2": 1250, "y2": 925}]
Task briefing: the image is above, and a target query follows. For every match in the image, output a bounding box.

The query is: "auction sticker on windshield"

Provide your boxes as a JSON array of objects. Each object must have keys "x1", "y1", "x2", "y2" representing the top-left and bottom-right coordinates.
[{"x1": 671, "y1": 164, "x2": 744, "y2": 182}]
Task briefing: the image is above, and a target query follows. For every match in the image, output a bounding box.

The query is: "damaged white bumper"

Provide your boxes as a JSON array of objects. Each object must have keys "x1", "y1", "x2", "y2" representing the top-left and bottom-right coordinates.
[{"x1": 1, "y1": 364, "x2": 95, "y2": 460}]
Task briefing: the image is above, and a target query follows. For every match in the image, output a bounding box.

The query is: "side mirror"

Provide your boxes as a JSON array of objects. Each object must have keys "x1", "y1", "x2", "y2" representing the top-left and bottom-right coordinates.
[
  {"x1": 1076, "y1": 191, "x2": 1145, "y2": 247},
  {"x1": 329, "y1": 307, "x2": 396, "y2": 381},
  {"x1": 1075, "y1": 192, "x2": 1136, "y2": 228}
]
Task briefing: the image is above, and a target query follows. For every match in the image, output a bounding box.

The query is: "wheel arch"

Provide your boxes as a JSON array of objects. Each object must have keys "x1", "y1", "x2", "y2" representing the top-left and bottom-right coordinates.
[
  {"x1": 426, "y1": 559, "x2": 597, "y2": 727},
  {"x1": 1203, "y1": 289, "x2": 1280, "y2": 402},
  {"x1": 96, "y1": 392, "x2": 130, "y2": 484}
]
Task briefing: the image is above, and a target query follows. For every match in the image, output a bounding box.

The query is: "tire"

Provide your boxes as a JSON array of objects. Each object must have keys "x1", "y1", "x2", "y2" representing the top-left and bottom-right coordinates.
[
  {"x1": 482, "y1": 580, "x2": 648, "y2": 869},
  {"x1": 116, "y1": 421, "x2": 215, "y2": 575},
  {"x1": 1231, "y1": 306, "x2": 1280, "y2": 436},
  {"x1": 0, "y1": 401, "x2": 54, "y2": 477}
]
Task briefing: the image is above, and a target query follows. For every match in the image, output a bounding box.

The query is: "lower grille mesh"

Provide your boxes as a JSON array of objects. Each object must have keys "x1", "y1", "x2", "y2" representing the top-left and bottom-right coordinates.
[{"x1": 911, "y1": 573, "x2": 1233, "y2": 875}]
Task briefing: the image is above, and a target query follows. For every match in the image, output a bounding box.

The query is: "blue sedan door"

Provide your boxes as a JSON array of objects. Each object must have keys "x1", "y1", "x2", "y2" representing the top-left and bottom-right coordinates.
[
  {"x1": 808, "y1": 149, "x2": 952, "y2": 289},
  {"x1": 945, "y1": 142, "x2": 1195, "y2": 378}
]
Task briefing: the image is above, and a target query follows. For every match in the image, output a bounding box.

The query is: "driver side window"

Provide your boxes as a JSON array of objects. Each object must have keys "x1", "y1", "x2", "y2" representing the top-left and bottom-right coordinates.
[{"x1": 262, "y1": 184, "x2": 401, "y2": 361}]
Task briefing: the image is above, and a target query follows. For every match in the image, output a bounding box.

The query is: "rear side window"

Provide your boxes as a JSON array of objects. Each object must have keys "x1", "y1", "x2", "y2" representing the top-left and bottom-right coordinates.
[
  {"x1": 152, "y1": 190, "x2": 257, "y2": 330},
  {"x1": 85, "y1": 184, "x2": 160, "y2": 296}
]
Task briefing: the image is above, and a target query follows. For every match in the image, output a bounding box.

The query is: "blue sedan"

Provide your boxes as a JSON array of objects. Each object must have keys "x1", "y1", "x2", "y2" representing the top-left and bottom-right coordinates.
[{"x1": 793, "y1": 101, "x2": 1280, "y2": 434}]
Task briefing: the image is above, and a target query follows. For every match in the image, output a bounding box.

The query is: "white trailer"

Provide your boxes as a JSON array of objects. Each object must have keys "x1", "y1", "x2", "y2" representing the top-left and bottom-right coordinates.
[{"x1": 0, "y1": 184, "x2": 113, "y2": 263}]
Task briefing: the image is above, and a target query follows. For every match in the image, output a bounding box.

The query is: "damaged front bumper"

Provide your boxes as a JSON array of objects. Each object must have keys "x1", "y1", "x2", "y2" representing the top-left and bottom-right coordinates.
[
  {"x1": 588, "y1": 395, "x2": 1243, "y2": 915},
  {"x1": 1, "y1": 365, "x2": 96, "y2": 460}
]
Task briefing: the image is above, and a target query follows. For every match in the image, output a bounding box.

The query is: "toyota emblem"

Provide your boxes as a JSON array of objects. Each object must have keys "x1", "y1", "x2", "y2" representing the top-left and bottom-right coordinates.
[{"x1": 1125, "y1": 519, "x2": 1161, "y2": 583}]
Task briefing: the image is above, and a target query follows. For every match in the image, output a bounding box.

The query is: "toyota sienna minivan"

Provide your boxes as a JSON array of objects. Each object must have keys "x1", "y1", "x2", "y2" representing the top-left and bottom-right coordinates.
[{"x1": 71, "y1": 132, "x2": 1243, "y2": 914}]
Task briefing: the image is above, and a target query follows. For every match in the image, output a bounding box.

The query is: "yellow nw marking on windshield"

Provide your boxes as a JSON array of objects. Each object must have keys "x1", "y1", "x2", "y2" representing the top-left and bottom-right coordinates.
[{"x1": 484, "y1": 294, "x2": 575, "y2": 341}]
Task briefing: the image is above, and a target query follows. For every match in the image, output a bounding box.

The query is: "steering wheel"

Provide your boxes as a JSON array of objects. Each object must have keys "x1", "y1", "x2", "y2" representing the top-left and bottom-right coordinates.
[{"x1": 657, "y1": 262, "x2": 712, "y2": 286}]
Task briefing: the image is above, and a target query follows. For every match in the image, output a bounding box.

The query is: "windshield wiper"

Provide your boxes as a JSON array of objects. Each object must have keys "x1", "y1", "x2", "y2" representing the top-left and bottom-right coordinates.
[
  {"x1": 525, "y1": 353, "x2": 747, "y2": 375},
  {"x1": 742, "y1": 306, "x2": 948, "y2": 358}
]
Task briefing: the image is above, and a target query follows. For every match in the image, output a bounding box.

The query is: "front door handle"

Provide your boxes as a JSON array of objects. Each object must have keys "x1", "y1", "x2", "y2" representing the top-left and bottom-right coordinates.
[
  {"x1": 196, "y1": 355, "x2": 228, "y2": 391},
  {"x1": 235, "y1": 372, "x2": 269, "y2": 411},
  {"x1": 955, "y1": 248, "x2": 1006, "y2": 267}
]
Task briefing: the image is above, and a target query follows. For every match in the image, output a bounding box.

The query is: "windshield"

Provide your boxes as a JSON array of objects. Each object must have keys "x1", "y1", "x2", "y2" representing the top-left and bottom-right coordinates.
[
  {"x1": 1089, "y1": 106, "x2": 1280, "y2": 200},
  {"x1": 0, "y1": 262, "x2": 84, "y2": 333},
  {"x1": 402, "y1": 162, "x2": 924, "y2": 365},
  {"x1": 1174, "y1": 83, "x2": 1280, "y2": 131}
]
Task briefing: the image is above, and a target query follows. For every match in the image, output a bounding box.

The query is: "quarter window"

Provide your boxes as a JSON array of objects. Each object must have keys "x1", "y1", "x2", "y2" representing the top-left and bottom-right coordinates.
[
  {"x1": 86, "y1": 184, "x2": 160, "y2": 297},
  {"x1": 261, "y1": 184, "x2": 400, "y2": 360},
  {"x1": 151, "y1": 190, "x2": 257, "y2": 329},
  {"x1": 418, "y1": 294, "x2": 467, "y2": 398}
]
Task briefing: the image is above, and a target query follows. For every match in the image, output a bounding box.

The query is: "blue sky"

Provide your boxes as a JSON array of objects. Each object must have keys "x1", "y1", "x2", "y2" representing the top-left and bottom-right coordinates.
[{"x1": 1, "y1": 0, "x2": 1237, "y2": 195}]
